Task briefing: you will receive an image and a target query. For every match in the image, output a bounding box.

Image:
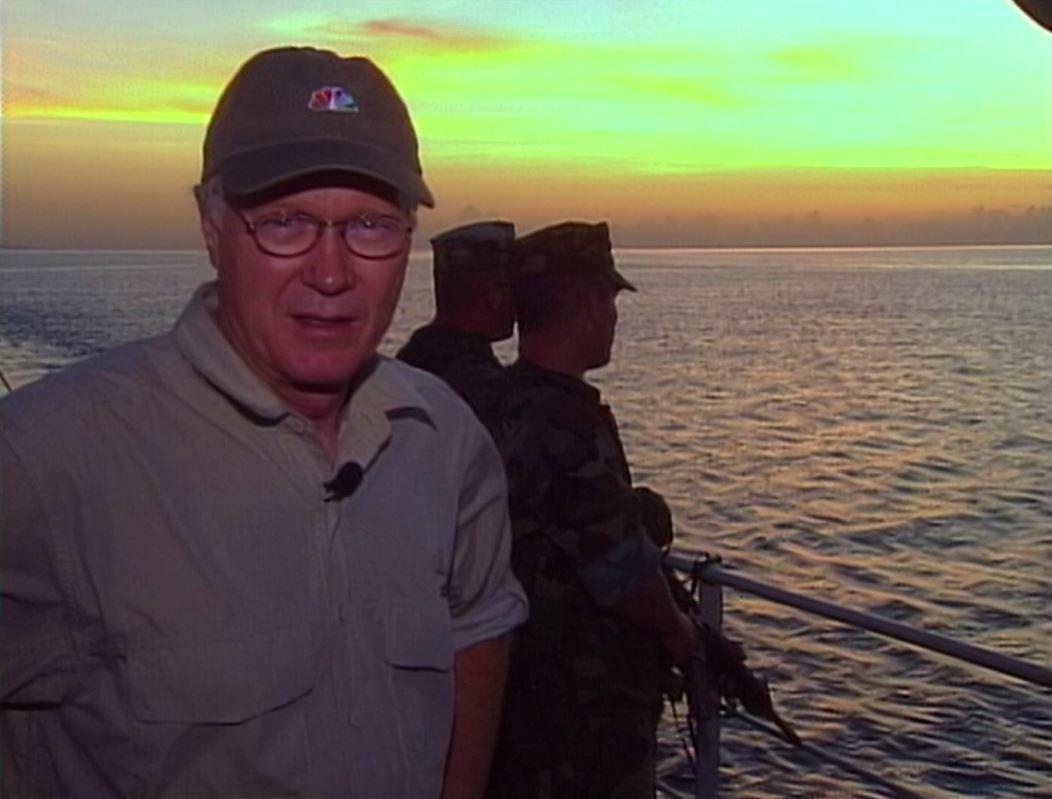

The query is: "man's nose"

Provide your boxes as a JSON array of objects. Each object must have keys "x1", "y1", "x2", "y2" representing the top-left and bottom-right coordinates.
[{"x1": 302, "y1": 225, "x2": 356, "y2": 294}]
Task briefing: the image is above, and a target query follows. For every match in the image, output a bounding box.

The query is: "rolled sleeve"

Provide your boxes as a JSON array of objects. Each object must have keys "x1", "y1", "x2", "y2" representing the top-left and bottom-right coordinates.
[
  {"x1": 447, "y1": 427, "x2": 528, "y2": 652},
  {"x1": 578, "y1": 534, "x2": 663, "y2": 608}
]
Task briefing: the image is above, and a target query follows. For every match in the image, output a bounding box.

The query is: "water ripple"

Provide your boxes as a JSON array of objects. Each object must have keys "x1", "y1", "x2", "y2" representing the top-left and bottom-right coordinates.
[{"x1": 4, "y1": 248, "x2": 1051, "y2": 797}]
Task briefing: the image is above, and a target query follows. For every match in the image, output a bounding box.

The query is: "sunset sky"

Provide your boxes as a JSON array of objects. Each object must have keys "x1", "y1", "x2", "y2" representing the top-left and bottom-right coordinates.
[{"x1": 2, "y1": 0, "x2": 1050, "y2": 249}]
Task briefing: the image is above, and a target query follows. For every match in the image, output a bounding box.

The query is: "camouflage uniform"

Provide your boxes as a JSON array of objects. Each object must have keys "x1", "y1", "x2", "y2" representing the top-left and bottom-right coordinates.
[
  {"x1": 396, "y1": 325, "x2": 504, "y2": 419},
  {"x1": 488, "y1": 358, "x2": 668, "y2": 799}
]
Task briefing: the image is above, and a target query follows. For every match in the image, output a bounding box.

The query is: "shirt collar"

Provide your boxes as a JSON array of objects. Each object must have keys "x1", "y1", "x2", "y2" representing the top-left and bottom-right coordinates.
[{"x1": 174, "y1": 283, "x2": 288, "y2": 421}]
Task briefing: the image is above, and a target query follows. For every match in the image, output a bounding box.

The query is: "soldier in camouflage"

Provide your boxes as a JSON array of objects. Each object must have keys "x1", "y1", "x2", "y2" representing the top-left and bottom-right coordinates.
[
  {"x1": 396, "y1": 220, "x2": 515, "y2": 418},
  {"x1": 487, "y1": 222, "x2": 695, "y2": 799}
]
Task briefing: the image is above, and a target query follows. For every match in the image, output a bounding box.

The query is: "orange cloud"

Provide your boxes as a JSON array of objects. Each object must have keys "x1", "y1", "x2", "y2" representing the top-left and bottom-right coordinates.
[
  {"x1": 364, "y1": 18, "x2": 505, "y2": 48},
  {"x1": 5, "y1": 85, "x2": 70, "y2": 109},
  {"x1": 298, "y1": 16, "x2": 511, "y2": 52}
]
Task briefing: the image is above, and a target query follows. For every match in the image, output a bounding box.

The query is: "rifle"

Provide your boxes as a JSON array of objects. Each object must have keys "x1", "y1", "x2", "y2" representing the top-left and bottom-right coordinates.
[
  {"x1": 634, "y1": 486, "x2": 798, "y2": 744},
  {"x1": 665, "y1": 559, "x2": 801, "y2": 746}
]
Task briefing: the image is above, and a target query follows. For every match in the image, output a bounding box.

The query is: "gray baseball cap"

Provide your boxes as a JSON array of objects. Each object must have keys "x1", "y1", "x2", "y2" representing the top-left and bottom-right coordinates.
[
  {"x1": 202, "y1": 47, "x2": 434, "y2": 207},
  {"x1": 513, "y1": 221, "x2": 636, "y2": 291}
]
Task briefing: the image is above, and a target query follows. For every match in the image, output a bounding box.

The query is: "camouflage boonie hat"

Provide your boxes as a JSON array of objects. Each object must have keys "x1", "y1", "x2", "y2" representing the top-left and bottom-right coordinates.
[
  {"x1": 432, "y1": 220, "x2": 515, "y2": 275},
  {"x1": 513, "y1": 221, "x2": 635, "y2": 291}
]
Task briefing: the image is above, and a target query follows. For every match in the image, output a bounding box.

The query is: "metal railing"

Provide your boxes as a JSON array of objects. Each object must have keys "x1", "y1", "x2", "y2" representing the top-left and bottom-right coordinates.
[{"x1": 660, "y1": 550, "x2": 1052, "y2": 799}]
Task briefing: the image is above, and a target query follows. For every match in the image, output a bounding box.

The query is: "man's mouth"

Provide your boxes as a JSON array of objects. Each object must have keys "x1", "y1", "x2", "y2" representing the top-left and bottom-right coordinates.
[{"x1": 292, "y1": 313, "x2": 359, "y2": 332}]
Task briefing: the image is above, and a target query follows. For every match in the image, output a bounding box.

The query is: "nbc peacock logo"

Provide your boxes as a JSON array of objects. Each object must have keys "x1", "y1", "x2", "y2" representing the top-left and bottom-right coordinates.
[{"x1": 307, "y1": 86, "x2": 359, "y2": 113}]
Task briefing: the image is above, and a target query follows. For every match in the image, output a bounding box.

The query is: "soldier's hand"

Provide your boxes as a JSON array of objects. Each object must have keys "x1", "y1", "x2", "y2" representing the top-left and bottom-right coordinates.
[
  {"x1": 660, "y1": 609, "x2": 698, "y2": 665},
  {"x1": 635, "y1": 486, "x2": 673, "y2": 549}
]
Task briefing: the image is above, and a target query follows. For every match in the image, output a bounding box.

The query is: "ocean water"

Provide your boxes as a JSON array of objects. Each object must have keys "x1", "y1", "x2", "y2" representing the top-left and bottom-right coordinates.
[{"x1": 1, "y1": 246, "x2": 1050, "y2": 798}]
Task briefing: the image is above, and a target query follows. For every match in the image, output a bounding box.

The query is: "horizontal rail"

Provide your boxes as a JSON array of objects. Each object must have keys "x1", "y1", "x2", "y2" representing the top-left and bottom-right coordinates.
[{"x1": 665, "y1": 551, "x2": 1052, "y2": 690}]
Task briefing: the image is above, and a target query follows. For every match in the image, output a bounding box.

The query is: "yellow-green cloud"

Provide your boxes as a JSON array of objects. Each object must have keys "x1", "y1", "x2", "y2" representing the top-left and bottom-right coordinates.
[{"x1": 767, "y1": 36, "x2": 913, "y2": 83}]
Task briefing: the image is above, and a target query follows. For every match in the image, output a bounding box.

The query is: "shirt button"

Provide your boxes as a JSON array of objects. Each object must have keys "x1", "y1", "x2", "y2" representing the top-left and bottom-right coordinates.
[
  {"x1": 289, "y1": 418, "x2": 308, "y2": 434},
  {"x1": 349, "y1": 710, "x2": 361, "y2": 727}
]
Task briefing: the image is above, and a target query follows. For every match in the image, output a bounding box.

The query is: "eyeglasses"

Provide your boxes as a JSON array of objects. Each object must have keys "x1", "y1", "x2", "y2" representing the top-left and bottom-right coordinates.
[{"x1": 236, "y1": 210, "x2": 412, "y2": 259}]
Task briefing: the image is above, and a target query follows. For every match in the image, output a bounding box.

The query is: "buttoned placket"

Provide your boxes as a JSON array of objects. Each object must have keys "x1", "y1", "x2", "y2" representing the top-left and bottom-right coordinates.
[
  {"x1": 271, "y1": 409, "x2": 361, "y2": 790},
  {"x1": 276, "y1": 412, "x2": 337, "y2": 584},
  {"x1": 326, "y1": 403, "x2": 395, "y2": 782}
]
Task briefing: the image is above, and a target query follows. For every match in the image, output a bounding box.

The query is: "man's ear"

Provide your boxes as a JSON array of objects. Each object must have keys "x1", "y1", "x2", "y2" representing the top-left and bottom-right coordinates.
[
  {"x1": 482, "y1": 282, "x2": 504, "y2": 312},
  {"x1": 579, "y1": 284, "x2": 603, "y2": 325},
  {"x1": 199, "y1": 213, "x2": 222, "y2": 269}
]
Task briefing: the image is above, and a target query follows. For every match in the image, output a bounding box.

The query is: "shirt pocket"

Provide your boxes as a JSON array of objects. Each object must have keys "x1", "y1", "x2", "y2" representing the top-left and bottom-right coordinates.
[
  {"x1": 127, "y1": 626, "x2": 316, "y2": 724},
  {"x1": 384, "y1": 597, "x2": 454, "y2": 671},
  {"x1": 122, "y1": 627, "x2": 318, "y2": 795},
  {"x1": 383, "y1": 597, "x2": 455, "y2": 774}
]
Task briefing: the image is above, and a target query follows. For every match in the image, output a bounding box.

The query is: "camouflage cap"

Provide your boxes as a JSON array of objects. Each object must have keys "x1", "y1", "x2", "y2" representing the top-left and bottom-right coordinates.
[
  {"x1": 513, "y1": 221, "x2": 636, "y2": 291},
  {"x1": 432, "y1": 220, "x2": 516, "y2": 275},
  {"x1": 202, "y1": 47, "x2": 434, "y2": 207}
]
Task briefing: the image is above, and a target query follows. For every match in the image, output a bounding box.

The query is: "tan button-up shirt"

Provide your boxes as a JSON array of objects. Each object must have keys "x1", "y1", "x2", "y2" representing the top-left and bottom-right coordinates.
[{"x1": 1, "y1": 283, "x2": 527, "y2": 797}]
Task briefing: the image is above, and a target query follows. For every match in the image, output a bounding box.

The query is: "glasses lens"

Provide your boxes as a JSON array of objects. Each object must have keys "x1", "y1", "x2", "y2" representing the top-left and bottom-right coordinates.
[
  {"x1": 253, "y1": 214, "x2": 319, "y2": 256},
  {"x1": 345, "y1": 215, "x2": 409, "y2": 258}
]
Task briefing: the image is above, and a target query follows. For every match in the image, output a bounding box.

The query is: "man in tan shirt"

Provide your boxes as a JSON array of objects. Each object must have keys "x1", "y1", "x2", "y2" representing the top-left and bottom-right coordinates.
[{"x1": 0, "y1": 46, "x2": 526, "y2": 798}]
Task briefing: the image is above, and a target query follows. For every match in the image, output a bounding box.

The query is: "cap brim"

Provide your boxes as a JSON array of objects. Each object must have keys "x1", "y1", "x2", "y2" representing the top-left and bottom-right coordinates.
[
  {"x1": 215, "y1": 139, "x2": 435, "y2": 208},
  {"x1": 609, "y1": 266, "x2": 637, "y2": 292}
]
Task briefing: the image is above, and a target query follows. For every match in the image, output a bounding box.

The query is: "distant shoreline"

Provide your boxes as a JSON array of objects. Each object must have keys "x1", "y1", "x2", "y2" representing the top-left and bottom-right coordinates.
[{"x1": 3, "y1": 242, "x2": 1051, "y2": 255}]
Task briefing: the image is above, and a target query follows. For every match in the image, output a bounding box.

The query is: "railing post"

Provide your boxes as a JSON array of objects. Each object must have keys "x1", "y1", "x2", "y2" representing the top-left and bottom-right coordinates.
[{"x1": 692, "y1": 574, "x2": 722, "y2": 799}]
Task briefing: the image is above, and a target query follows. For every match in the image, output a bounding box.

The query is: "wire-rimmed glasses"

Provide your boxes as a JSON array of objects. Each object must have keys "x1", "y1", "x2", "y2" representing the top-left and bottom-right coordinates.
[{"x1": 237, "y1": 211, "x2": 412, "y2": 259}]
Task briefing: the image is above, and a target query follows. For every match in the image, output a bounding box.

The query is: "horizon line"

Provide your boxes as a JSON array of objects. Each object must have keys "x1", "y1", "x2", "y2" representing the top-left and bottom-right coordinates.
[{"x1": 3, "y1": 242, "x2": 1051, "y2": 255}]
